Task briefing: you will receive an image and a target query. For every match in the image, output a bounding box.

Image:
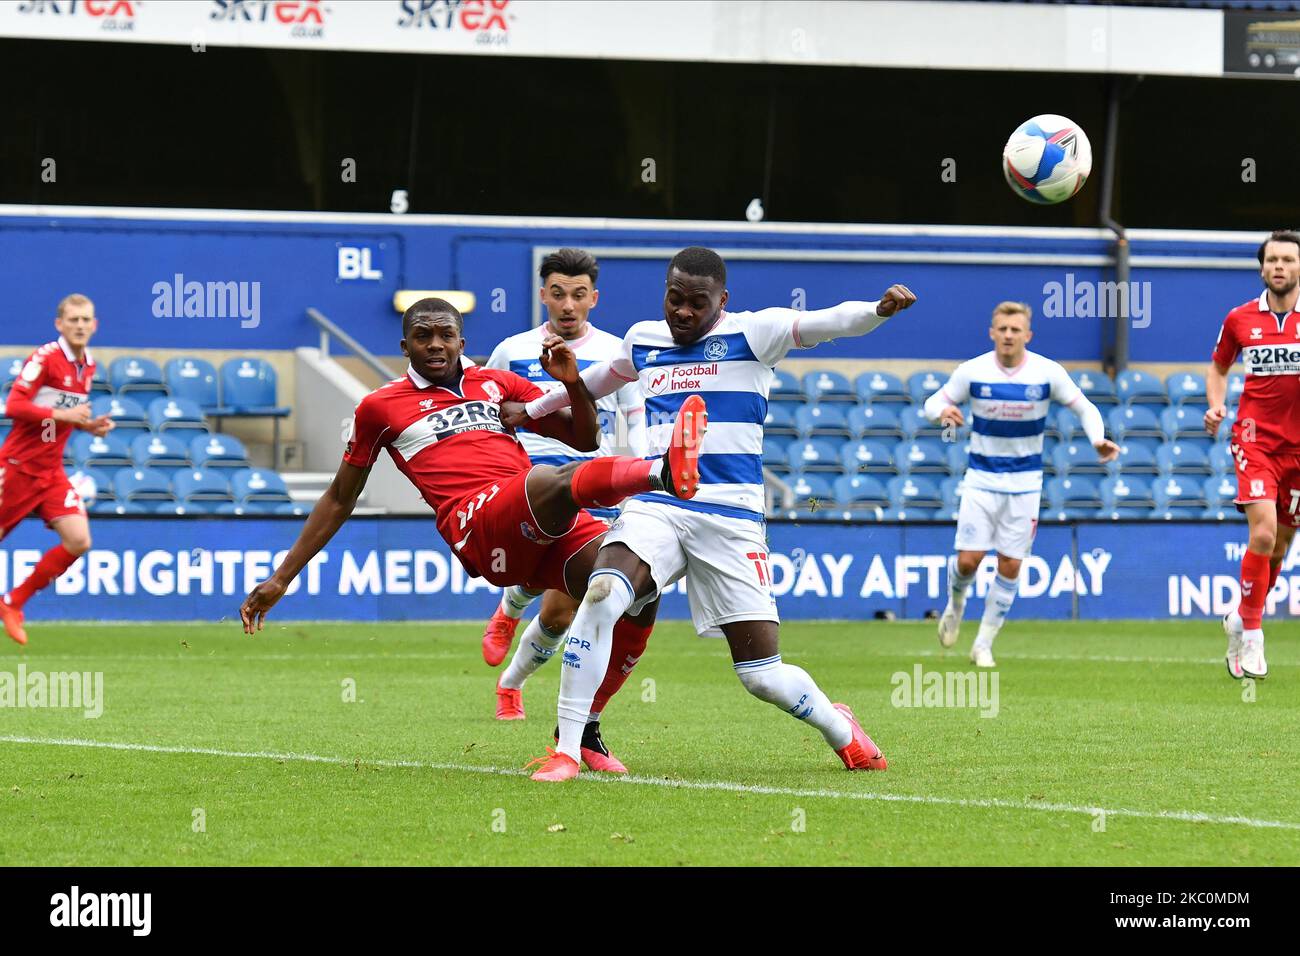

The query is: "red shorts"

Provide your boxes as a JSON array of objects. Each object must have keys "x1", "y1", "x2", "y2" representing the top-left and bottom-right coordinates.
[
  {"x1": 437, "y1": 470, "x2": 607, "y2": 594},
  {"x1": 1230, "y1": 442, "x2": 1300, "y2": 527},
  {"x1": 0, "y1": 465, "x2": 85, "y2": 541}
]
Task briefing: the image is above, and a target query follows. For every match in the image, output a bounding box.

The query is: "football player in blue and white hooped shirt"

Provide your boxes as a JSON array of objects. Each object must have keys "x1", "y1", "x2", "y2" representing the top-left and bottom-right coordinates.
[
  {"x1": 515, "y1": 246, "x2": 917, "y2": 777},
  {"x1": 480, "y1": 249, "x2": 647, "y2": 766},
  {"x1": 923, "y1": 301, "x2": 1117, "y2": 667}
]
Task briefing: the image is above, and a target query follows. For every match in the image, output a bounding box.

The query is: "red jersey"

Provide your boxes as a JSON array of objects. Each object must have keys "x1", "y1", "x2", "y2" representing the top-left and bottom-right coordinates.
[
  {"x1": 1212, "y1": 292, "x2": 1300, "y2": 454},
  {"x1": 1, "y1": 337, "x2": 95, "y2": 476},
  {"x1": 343, "y1": 363, "x2": 545, "y2": 532}
]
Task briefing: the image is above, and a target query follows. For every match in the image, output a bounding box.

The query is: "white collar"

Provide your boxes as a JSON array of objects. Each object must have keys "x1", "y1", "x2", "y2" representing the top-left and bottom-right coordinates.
[
  {"x1": 58, "y1": 335, "x2": 91, "y2": 365},
  {"x1": 406, "y1": 362, "x2": 465, "y2": 391}
]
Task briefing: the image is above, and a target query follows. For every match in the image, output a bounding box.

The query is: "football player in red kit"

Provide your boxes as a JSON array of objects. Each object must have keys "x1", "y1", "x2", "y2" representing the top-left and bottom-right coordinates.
[
  {"x1": 1, "y1": 294, "x2": 115, "y2": 645},
  {"x1": 240, "y1": 298, "x2": 704, "y2": 772},
  {"x1": 1206, "y1": 230, "x2": 1300, "y2": 680}
]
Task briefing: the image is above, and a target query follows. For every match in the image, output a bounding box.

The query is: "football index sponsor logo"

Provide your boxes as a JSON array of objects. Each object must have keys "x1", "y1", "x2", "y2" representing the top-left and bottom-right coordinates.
[
  {"x1": 397, "y1": 0, "x2": 512, "y2": 45},
  {"x1": 16, "y1": 0, "x2": 138, "y2": 31},
  {"x1": 50, "y1": 886, "x2": 151, "y2": 936},
  {"x1": 210, "y1": 0, "x2": 328, "y2": 39}
]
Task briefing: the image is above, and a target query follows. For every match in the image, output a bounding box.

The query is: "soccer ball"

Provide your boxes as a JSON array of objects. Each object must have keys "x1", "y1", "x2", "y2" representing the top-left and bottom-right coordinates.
[{"x1": 1002, "y1": 114, "x2": 1092, "y2": 205}]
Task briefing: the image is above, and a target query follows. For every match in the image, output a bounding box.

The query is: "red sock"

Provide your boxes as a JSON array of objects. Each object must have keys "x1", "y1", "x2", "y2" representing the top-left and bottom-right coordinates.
[
  {"x1": 591, "y1": 619, "x2": 653, "y2": 714},
  {"x1": 570, "y1": 457, "x2": 655, "y2": 509},
  {"x1": 1238, "y1": 549, "x2": 1271, "y2": 630},
  {"x1": 6, "y1": 544, "x2": 78, "y2": 609}
]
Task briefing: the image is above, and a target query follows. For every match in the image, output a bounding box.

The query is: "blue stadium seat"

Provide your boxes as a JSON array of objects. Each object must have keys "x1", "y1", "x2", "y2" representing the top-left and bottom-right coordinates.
[
  {"x1": 274, "y1": 503, "x2": 309, "y2": 516},
  {"x1": 0, "y1": 355, "x2": 24, "y2": 388},
  {"x1": 1052, "y1": 441, "x2": 1107, "y2": 476},
  {"x1": 947, "y1": 442, "x2": 969, "y2": 475},
  {"x1": 763, "y1": 404, "x2": 798, "y2": 438},
  {"x1": 164, "y1": 357, "x2": 233, "y2": 415},
  {"x1": 1156, "y1": 442, "x2": 1212, "y2": 475},
  {"x1": 214, "y1": 503, "x2": 251, "y2": 516},
  {"x1": 1045, "y1": 475, "x2": 1102, "y2": 511},
  {"x1": 1209, "y1": 443, "x2": 1235, "y2": 475},
  {"x1": 1099, "y1": 475, "x2": 1154, "y2": 514},
  {"x1": 848, "y1": 403, "x2": 904, "y2": 439},
  {"x1": 939, "y1": 475, "x2": 965, "y2": 512},
  {"x1": 892, "y1": 438, "x2": 949, "y2": 474},
  {"x1": 148, "y1": 396, "x2": 208, "y2": 433},
  {"x1": 69, "y1": 431, "x2": 133, "y2": 469},
  {"x1": 1166, "y1": 372, "x2": 1207, "y2": 405},
  {"x1": 795, "y1": 403, "x2": 852, "y2": 439},
  {"x1": 801, "y1": 370, "x2": 855, "y2": 403},
  {"x1": 1113, "y1": 441, "x2": 1160, "y2": 475},
  {"x1": 190, "y1": 433, "x2": 250, "y2": 469},
  {"x1": 786, "y1": 439, "x2": 843, "y2": 473},
  {"x1": 174, "y1": 468, "x2": 235, "y2": 503},
  {"x1": 1203, "y1": 474, "x2": 1238, "y2": 509},
  {"x1": 1154, "y1": 475, "x2": 1208, "y2": 510},
  {"x1": 762, "y1": 436, "x2": 791, "y2": 473},
  {"x1": 853, "y1": 371, "x2": 908, "y2": 405},
  {"x1": 899, "y1": 406, "x2": 944, "y2": 439},
  {"x1": 90, "y1": 362, "x2": 112, "y2": 396},
  {"x1": 887, "y1": 474, "x2": 943, "y2": 509},
  {"x1": 840, "y1": 439, "x2": 897, "y2": 475},
  {"x1": 833, "y1": 474, "x2": 890, "y2": 510},
  {"x1": 90, "y1": 501, "x2": 148, "y2": 516},
  {"x1": 1054, "y1": 406, "x2": 1089, "y2": 441},
  {"x1": 790, "y1": 473, "x2": 834, "y2": 509},
  {"x1": 1227, "y1": 373, "x2": 1245, "y2": 405},
  {"x1": 784, "y1": 506, "x2": 846, "y2": 523},
  {"x1": 1201, "y1": 506, "x2": 1245, "y2": 522},
  {"x1": 91, "y1": 395, "x2": 150, "y2": 435},
  {"x1": 1116, "y1": 369, "x2": 1168, "y2": 405},
  {"x1": 220, "y1": 359, "x2": 290, "y2": 465},
  {"x1": 882, "y1": 506, "x2": 941, "y2": 521},
  {"x1": 153, "y1": 501, "x2": 198, "y2": 515},
  {"x1": 907, "y1": 370, "x2": 948, "y2": 404},
  {"x1": 231, "y1": 468, "x2": 292, "y2": 504},
  {"x1": 1160, "y1": 405, "x2": 1210, "y2": 441},
  {"x1": 112, "y1": 467, "x2": 174, "y2": 503},
  {"x1": 1070, "y1": 369, "x2": 1118, "y2": 406},
  {"x1": 70, "y1": 466, "x2": 115, "y2": 503},
  {"x1": 130, "y1": 432, "x2": 190, "y2": 471},
  {"x1": 1108, "y1": 404, "x2": 1164, "y2": 440},
  {"x1": 110, "y1": 356, "x2": 168, "y2": 400},
  {"x1": 771, "y1": 368, "x2": 803, "y2": 403}
]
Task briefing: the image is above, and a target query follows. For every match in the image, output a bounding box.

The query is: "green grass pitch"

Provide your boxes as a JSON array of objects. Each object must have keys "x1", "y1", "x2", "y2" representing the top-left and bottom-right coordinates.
[{"x1": 1, "y1": 619, "x2": 1297, "y2": 866}]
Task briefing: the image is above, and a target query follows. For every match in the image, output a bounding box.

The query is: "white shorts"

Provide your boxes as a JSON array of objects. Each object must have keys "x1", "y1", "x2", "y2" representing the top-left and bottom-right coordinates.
[
  {"x1": 953, "y1": 486, "x2": 1040, "y2": 560},
  {"x1": 603, "y1": 498, "x2": 780, "y2": 637}
]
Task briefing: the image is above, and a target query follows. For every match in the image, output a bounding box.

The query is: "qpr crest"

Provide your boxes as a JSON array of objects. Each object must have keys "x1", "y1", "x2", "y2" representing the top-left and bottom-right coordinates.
[
  {"x1": 703, "y1": 336, "x2": 729, "y2": 361},
  {"x1": 1024, "y1": 384, "x2": 1044, "y2": 401}
]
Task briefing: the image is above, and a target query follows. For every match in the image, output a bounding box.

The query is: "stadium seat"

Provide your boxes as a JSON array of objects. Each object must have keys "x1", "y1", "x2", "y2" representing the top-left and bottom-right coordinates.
[
  {"x1": 164, "y1": 357, "x2": 233, "y2": 415},
  {"x1": 1203, "y1": 474, "x2": 1238, "y2": 509},
  {"x1": 70, "y1": 466, "x2": 115, "y2": 503},
  {"x1": 1154, "y1": 475, "x2": 1208, "y2": 510},
  {"x1": 801, "y1": 369, "x2": 855, "y2": 403},
  {"x1": 1156, "y1": 442, "x2": 1212, "y2": 475},
  {"x1": 790, "y1": 473, "x2": 834, "y2": 509},
  {"x1": 1113, "y1": 441, "x2": 1160, "y2": 475},
  {"x1": 786, "y1": 439, "x2": 843, "y2": 473},
  {"x1": 130, "y1": 432, "x2": 190, "y2": 471},
  {"x1": 91, "y1": 395, "x2": 150, "y2": 435},
  {"x1": 1160, "y1": 404, "x2": 1210, "y2": 441},
  {"x1": 762, "y1": 436, "x2": 791, "y2": 473},
  {"x1": 853, "y1": 371, "x2": 908, "y2": 405},
  {"x1": 221, "y1": 358, "x2": 291, "y2": 462},
  {"x1": 172, "y1": 500, "x2": 216, "y2": 515},
  {"x1": 887, "y1": 474, "x2": 943, "y2": 509},
  {"x1": 1227, "y1": 373, "x2": 1245, "y2": 405},
  {"x1": 947, "y1": 442, "x2": 969, "y2": 475},
  {"x1": 847, "y1": 403, "x2": 904, "y2": 439},
  {"x1": 110, "y1": 356, "x2": 168, "y2": 400},
  {"x1": 148, "y1": 396, "x2": 208, "y2": 433},
  {"x1": 190, "y1": 433, "x2": 250, "y2": 469},
  {"x1": 1116, "y1": 369, "x2": 1168, "y2": 405},
  {"x1": 833, "y1": 474, "x2": 890, "y2": 510},
  {"x1": 882, "y1": 506, "x2": 941, "y2": 521},
  {"x1": 1107, "y1": 404, "x2": 1164, "y2": 440},
  {"x1": 1054, "y1": 406, "x2": 1089, "y2": 441},
  {"x1": 939, "y1": 475, "x2": 965, "y2": 512},
  {"x1": 1070, "y1": 369, "x2": 1118, "y2": 406},
  {"x1": 112, "y1": 467, "x2": 174, "y2": 503},
  {"x1": 231, "y1": 468, "x2": 291, "y2": 504},
  {"x1": 763, "y1": 404, "x2": 798, "y2": 438},
  {"x1": 1099, "y1": 475, "x2": 1155, "y2": 513},
  {"x1": 907, "y1": 369, "x2": 948, "y2": 404},
  {"x1": 213, "y1": 503, "x2": 250, "y2": 516},
  {"x1": 899, "y1": 406, "x2": 945, "y2": 439},
  {"x1": 1209, "y1": 443, "x2": 1235, "y2": 475},
  {"x1": 90, "y1": 501, "x2": 148, "y2": 516},
  {"x1": 795, "y1": 403, "x2": 853, "y2": 439},
  {"x1": 173, "y1": 468, "x2": 235, "y2": 504},
  {"x1": 892, "y1": 438, "x2": 949, "y2": 474},
  {"x1": 1201, "y1": 506, "x2": 1245, "y2": 522},
  {"x1": 153, "y1": 501, "x2": 198, "y2": 515},
  {"x1": 1045, "y1": 475, "x2": 1102, "y2": 511},
  {"x1": 69, "y1": 431, "x2": 133, "y2": 469},
  {"x1": 90, "y1": 363, "x2": 112, "y2": 396},
  {"x1": 839, "y1": 439, "x2": 897, "y2": 475},
  {"x1": 771, "y1": 369, "x2": 803, "y2": 404},
  {"x1": 0, "y1": 355, "x2": 24, "y2": 388},
  {"x1": 784, "y1": 506, "x2": 845, "y2": 523},
  {"x1": 1166, "y1": 372, "x2": 1207, "y2": 405},
  {"x1": 274, "y1": 503, "x2": 309, "y2": 516},
  {"x1": 1052, "y1": 441, "x2": 1108, "y2": 476}
]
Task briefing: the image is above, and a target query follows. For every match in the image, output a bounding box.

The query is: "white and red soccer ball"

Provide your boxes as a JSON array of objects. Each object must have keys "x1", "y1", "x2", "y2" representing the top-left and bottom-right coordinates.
[{"x1": 1002, "y1": 114, "x2": 1093, "y2": 205}]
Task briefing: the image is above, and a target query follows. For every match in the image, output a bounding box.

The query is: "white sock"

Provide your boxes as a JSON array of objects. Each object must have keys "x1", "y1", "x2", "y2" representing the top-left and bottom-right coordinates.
[
  {"x1": 556, "y1": 571, "x2": 634, "y2": 762},
  {"x1": 1243, "y1": 627, "x2": 1264, "y2": 646},
  {"x1": 976, "y1": 573, "x2": 1018, "y2": 647},
  {"x1": 499, "y1": 585, "x2": 541, "y2": 620},
  {"x1": 734, "y1": 655, "x2": 852, "y2": 749},
  {"x1": 499, "y1": 617, "x2": 566, "y2": 690},
  {"x1": 948, "y1": 555, "x2": 974, "y2": 610}
]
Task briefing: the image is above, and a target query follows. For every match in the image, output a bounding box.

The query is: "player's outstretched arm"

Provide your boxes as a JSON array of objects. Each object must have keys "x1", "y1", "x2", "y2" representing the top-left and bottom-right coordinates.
[
  {"x1": 1204, "y1": 361, "x2": 1231, "y2": 436},
  {"x1": 793, "y1": 284, "x2": 918, "y2": 346},
  {"x1": 521, "y1": 335, "x2": 601, "y2": 451},
  {"x1": 505, "y1": 358, "x2": 631, "y2": 428},
  {"x1": 239, "y1": 460, "x2": 370, "y2": 634}
]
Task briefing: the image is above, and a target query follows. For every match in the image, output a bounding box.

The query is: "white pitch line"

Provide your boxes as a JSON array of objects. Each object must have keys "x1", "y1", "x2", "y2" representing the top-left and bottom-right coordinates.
[{"x1": 2, "y1": 734, "x2": 1298, "y2": 832}]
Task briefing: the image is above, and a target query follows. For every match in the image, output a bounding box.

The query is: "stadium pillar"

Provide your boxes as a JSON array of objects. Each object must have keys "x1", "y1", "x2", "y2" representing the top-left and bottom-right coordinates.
[{"x1": 1099, "y1": 75, "x2": 1130, "y2": 374}]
